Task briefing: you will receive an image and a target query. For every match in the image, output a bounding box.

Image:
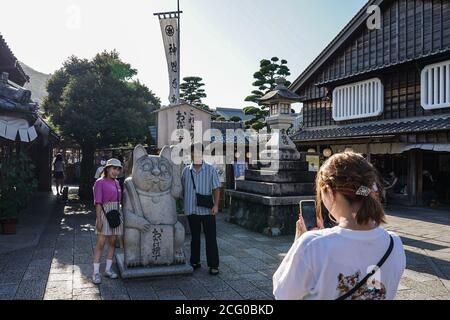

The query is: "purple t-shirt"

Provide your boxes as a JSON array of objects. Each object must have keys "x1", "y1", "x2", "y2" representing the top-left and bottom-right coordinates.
[{"x1": 93, "y1": 178, "x2": 122, "y2": 205}]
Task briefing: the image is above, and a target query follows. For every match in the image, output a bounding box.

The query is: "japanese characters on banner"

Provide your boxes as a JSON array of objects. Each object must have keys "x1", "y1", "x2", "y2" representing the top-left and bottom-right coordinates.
[{"x1": 159, "y1": 17, "x2": 180, "y2": 105}]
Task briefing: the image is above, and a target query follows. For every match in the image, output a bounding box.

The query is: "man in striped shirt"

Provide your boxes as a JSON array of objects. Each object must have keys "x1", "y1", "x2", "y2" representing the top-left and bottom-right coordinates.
[{"x1": 181, "y1": 143, "x2": 221, "y2": 275}]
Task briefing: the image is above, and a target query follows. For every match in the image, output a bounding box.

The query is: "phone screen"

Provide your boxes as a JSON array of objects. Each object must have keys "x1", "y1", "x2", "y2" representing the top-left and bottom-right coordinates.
[{"x1": 300, "y1": 201, "x2": 317, "y2": 230}]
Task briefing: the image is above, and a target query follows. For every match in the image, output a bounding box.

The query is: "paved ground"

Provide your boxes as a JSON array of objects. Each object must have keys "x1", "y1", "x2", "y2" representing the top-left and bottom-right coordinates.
[
  {"x1": 0, "y1": 192, "x2": 56, "y2": 254},
  {"x1": 385, "y1": 206, "x2": 450, "y2": 300},
  {"x1": 0, "y1": 190, "x2": 449, "y2": 300}
]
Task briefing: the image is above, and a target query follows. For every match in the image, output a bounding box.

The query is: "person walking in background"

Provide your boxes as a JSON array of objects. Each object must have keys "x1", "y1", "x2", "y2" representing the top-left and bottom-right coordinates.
[
  {"x1": 53, "y1": 153, "x2": 65, "y2": 196},
  {"x1": 181, "y1": 143, "x2": 221, "y2": 276},
  {"x1": 92, "y1": 158, "x2": 124, "y2": 285},
  {"x1": 94, "y1": 158, "x2": 106, "y2": 180},
  {"x1": 273, "y1": 152, "x2": 406, "y2": 300},
  {"x1": 423, "y1": 170, "x2": 438, "y2": 207}
]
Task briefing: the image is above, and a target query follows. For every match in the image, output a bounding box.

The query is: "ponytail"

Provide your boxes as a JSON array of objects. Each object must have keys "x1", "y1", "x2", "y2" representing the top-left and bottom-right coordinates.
[
  {"x1": 356, "y1": 194, "x2": 386, "y2": 226},
  {"x1": 316, "y1": 152, "x2": 386, "y2": 227}
]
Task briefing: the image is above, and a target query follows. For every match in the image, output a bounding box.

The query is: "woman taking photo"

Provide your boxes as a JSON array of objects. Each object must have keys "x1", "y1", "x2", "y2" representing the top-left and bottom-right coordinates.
[
  {"x1": 92, "y1": 158, "x2": 123, "y2": 284},
  {"x1": 53, "y1": 153, "x2": 65, "y2": 196},
  {"x1": 273, "y1": 152, "x2": 406, "y2": 300}
]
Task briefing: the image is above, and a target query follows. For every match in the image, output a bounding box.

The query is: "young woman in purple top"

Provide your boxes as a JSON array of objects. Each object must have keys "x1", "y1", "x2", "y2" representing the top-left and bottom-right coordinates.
[{"x1": 92, "y1": 158, "x2": 124, "y2": 284}]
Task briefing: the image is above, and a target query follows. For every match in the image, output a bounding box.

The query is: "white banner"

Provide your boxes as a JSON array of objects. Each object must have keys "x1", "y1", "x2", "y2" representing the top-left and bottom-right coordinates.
[
  {"x1": 159, "y1": 17, "x2": 180, "y2": 105},
  {"x1": 0, "y1": 115, "x2": 38, "y2": 142}
]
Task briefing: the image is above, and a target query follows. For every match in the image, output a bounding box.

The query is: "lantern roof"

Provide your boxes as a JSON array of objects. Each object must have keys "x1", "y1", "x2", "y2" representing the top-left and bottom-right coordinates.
[{"x1": 259, "y1": 78, "x2": 301, "y2": 105}]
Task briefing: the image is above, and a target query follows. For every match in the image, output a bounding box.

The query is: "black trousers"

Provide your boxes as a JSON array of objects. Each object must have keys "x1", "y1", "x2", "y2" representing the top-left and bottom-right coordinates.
[{"x1": 187, "y1": 214, "x2": 219, "y2": 269}]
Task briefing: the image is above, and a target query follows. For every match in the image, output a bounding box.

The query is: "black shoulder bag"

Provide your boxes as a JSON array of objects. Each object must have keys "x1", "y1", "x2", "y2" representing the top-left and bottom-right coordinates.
[
  {"x1": 101, "y1": 180, "x2": 122, "y2": 229},
  {"x1": 190, "y1": 169, "x2": 215, "y2": 209},
  {"x1": 336, "y1": 235, "x2": 394, "y2": 300}
]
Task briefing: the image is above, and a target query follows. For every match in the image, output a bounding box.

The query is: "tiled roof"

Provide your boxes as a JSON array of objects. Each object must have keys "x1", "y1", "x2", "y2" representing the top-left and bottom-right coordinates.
[
  {"x1": 215, "y1": 108, "x2": 254, "y2": 122},
  {"x1": 291, "y1": 116, "x2": 450, "y2": 142},
  {"x1": 211, "y1": 121, "x2": 244, "y2": 133},
  {"x1": 290, "y1": 0, "x2": 382, "y2": 92},
  {"x1": 259, "y1": 87, "x2": 302, "y2": 102},
  {"x1": 0, "y1": 77, "x2": 37, "y2": 114},
  {"x1": 259, "y1": 78, "x2": 301, "y2": 103},
  {"x1": 0, "y1": 34, "x2": 29, "y2": 86}
]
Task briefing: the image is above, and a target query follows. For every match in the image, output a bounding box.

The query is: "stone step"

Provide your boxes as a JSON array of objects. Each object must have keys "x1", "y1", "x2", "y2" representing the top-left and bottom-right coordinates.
[
  {"x1": 248, "y1": 160, "x2": 309, "y2": 171},
  {"x1": 235, "y1": 180, "x2": 315, "y2": 197}
]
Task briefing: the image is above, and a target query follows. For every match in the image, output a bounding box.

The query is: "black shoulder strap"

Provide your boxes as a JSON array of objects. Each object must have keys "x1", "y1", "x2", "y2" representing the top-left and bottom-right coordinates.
[
  {"x1": 337, "y1": 235, "x2": 394, "y2": 300},
  {"x1": 189, "y1": 169, "x2": 197, "y2": 191}
]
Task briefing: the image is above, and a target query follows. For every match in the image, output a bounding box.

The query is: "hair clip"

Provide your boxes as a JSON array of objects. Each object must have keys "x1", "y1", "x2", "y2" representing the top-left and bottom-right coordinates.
[{"x1": 356, "y1": 185, "x2": 371, "y2": 197}]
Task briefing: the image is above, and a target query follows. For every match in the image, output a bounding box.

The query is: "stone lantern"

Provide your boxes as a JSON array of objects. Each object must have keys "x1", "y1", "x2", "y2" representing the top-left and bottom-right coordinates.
[
  {"x1": 259, "y1": 77, "x2": 301, "y2": 161},
  {"x1": 226, "y1": 77, "x2": 316, "y2": 237}
]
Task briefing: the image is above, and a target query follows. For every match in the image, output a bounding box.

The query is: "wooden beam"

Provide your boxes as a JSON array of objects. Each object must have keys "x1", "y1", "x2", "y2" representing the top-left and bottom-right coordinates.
[
  {"x1": 408, "y1": 149, "x2": 418, "y2": 206},
  {"x1": 416, "y1": 149, "x2": 423, "y2": 206},
  {"x1": 437, "y1": 132, "x2": 447, "y2": 143}
]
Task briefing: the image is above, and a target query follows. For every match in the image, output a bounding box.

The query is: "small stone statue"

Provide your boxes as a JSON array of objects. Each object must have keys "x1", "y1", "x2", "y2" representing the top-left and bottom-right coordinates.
[{"x1": 123, "y1": 145, "x2": 186, "y2": 267}]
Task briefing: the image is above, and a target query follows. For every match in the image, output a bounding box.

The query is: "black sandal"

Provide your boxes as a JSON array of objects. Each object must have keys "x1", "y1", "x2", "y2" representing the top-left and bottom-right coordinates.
[{"x1": 209, "y1": 268, "x2": 219, "y2": 276}]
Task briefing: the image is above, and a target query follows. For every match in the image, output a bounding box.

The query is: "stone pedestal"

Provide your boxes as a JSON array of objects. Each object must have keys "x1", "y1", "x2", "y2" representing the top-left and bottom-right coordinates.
[
  {"x1": 115, "y1": 251, "x2": 193, "y2": 279},
  {"x1": 226, "y1": 190, "x2": 314, "y2": 236},
  {"x1": 227, "y1": 156, "x2": 316, "y2": 236}
]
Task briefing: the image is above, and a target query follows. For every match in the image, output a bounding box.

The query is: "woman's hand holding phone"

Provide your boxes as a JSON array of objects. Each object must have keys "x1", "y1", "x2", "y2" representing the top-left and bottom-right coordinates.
[
  {"x1": 296, "y1": 208, "x2": 325, "y2": 241},
  {"x1": 295, "y1": 212, "x2": 308, "y2": 241}
]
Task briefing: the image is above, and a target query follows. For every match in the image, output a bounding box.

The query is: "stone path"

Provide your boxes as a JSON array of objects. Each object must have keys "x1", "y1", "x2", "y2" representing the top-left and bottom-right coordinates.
[
  {"x1": 0, "y1": 191, "x2": 449, "y2": 300},
  {"x1": 385, "y1": 206, "x2": 450, "y2": 300}
]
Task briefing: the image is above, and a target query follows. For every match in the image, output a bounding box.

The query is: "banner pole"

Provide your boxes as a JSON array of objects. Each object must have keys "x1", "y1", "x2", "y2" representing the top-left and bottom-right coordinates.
[{"x1": 177, "y1": 0, "x2": 181, "y2": 104}]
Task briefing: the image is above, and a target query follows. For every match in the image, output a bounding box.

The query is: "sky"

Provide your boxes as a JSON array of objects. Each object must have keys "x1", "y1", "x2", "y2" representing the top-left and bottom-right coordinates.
[{"x1": 1, "y1": 0, "x2": 367, "y2": 111}]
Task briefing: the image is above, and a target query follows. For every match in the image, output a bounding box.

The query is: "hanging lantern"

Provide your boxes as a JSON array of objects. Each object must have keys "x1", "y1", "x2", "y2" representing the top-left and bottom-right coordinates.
[{"x1": 323, "y1": 148, "x2": 333, "y2": 158}]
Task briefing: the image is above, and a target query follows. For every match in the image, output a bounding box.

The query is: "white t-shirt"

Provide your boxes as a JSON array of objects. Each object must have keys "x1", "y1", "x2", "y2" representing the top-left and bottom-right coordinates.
[{"x1": 273, "y1": 226, "x2": 406, "y2": 300}]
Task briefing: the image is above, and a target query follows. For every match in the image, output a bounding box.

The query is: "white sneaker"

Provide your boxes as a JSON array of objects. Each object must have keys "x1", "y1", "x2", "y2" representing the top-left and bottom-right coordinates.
[
  {"x1": 104, "y1": 270, "x2": 118, "y2": 279},
  {"x1": 92, "y1": 273, "x2": 102, "y2": 285}
]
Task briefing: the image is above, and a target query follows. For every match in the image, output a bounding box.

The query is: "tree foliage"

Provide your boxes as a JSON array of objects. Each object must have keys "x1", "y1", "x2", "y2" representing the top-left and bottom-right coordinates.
[
  {"x1": 245, "y1": 57, "x2": 291, "y2": 105},
  {"x1": 180, "y1": 76, "x2": 211, "y2": 111},
  {"x1": 42, "y1": 50, "x2": 161, "y2": 198},
  {"x1": 243, "y1": 57, "x2": 291, "y2": 130}
]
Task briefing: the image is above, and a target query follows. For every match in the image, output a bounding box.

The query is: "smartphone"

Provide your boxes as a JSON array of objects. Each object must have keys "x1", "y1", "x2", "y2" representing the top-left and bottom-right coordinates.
[{"x1": 299, "y1": 200, "x2": 317, "y2": 231}]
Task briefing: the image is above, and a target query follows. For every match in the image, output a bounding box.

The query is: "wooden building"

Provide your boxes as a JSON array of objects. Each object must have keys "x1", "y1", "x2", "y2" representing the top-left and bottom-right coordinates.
[
  {"x1": 0, "y1": 34, "x2": 58, "y2": 191},
  {"x1": 290, "y1": 0, "x2": 450, "y2": 206}
]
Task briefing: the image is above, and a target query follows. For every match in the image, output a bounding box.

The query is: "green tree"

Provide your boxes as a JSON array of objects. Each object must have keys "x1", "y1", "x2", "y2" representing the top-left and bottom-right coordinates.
[
  {"x1": 43, "y1": 50, "x2": 161, "y2": 199},
  {"x1": 243, "y1": 106, "x2": 269, "y2": 131},
  {"x1": 244, "y1": 57, "x2": 291, "y2": 130},
  {"x1": 180, "y1": 76, "x2": 211, "y2": 111}
]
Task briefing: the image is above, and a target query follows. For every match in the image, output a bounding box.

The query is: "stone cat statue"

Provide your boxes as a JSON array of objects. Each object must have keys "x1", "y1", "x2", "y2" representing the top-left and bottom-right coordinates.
[{"x1": 123, "y1": 145, "x2": 186, "y2": 267}]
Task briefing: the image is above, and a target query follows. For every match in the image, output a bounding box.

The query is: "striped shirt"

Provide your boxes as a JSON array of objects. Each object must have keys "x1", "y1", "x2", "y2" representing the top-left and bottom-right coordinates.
[{"x1": 181, "y1": 162, "x2": 221, "y2": 216}]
